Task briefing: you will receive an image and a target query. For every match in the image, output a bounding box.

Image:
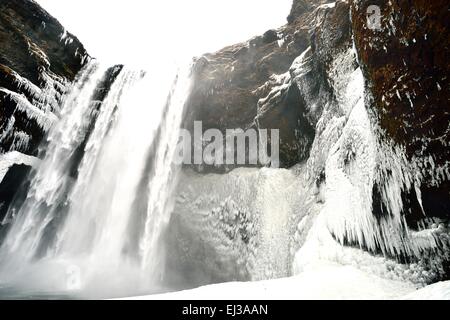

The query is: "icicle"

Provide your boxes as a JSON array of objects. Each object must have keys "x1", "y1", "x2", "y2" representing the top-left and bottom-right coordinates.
[{"x1": 0, "y1": 88, "x2": 57, "y2": 132}]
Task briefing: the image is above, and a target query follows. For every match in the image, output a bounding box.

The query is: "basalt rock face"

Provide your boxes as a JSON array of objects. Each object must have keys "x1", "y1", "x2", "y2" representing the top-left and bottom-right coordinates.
[
  {"x1": 186, "y1": 0, "x2": 335, "y2": 169},
  {"x1": 288, "y1": 0, "x2": 317, "y2": 23},
  {"x1": 351, "y1": 1, "x2": 450, "y2": 229},
  {"x1": 0, "y1": 0, "x2": 89, "y2": 156},
  {"x1": 186, "y1": 0, "x2": 363, "y2": 171}
]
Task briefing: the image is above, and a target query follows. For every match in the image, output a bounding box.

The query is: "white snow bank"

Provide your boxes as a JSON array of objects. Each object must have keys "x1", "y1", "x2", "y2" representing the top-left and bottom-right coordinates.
[
  {"x1": 403, "y1": 281, "x2": 450, "y2": 300},
  {"x1": 125, "y1": 262, "x2": 423, "y2": 300},
  {"x1": 125, "y1": 265, "x2": 450, "y2": 300}
]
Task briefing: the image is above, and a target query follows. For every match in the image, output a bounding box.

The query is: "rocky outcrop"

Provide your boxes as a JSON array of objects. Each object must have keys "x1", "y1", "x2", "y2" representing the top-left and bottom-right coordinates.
[
  {"x1": 186, "y1": 1, "x2": 367, "y2": 171},
  {"x1": 351, "y1": 0, "x2": 450, "y2": 230},
  {"x1": 0, "y1": 0, "x2": 89, "y2": 156},
  {"x1": 186, "y1": 0, "x2": 335, "y2": 168}
]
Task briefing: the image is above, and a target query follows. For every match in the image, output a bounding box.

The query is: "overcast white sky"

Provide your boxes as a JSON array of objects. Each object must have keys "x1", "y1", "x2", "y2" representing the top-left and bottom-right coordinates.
[{"x1": 36, "y1": 0, "x2": 292, "y2": 65}]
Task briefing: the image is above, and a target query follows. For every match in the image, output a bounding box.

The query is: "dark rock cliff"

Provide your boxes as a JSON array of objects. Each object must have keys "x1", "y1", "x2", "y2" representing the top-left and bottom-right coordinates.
[
  {"x1": 187, "y1": 0, "x2": 318, "y2": 168},
  {"x1": 0, "y1": 0, "x2": 89, "y2": 156},
  {"x1": 186, "y1": 0, "x2": 357, "y2": 169},
  {"x1": 351, "y1": 0, "x2": 450, "y2": 228}
]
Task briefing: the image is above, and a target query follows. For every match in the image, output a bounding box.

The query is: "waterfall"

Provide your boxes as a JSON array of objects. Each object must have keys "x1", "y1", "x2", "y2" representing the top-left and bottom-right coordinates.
[{"x1": 0, "y1": 60, "x2": 193, "y2": 298}]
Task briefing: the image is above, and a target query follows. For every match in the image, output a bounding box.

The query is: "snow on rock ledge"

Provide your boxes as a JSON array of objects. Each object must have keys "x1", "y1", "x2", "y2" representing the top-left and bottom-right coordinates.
[{"x1": 0, "y1": 0, "x2": 89, "y2": 155}]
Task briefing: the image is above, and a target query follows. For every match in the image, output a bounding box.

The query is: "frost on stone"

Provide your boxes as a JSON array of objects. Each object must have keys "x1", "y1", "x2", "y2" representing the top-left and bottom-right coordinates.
[
  {"x1": 9, "y1": 131, "x2": 31, "y2": 152},
  {"x1": 254, "y1": 71, "x2": 291, "y2": 116},
  {"x1": 0, "y1": 58, "x2": 72, "y2": 154},
  {"x1": 0, "y1": 88, "x2": 57, "y2": 132},
  {"x1": 290, "y1": 42, "x2": 448, "y2": 285},
  {"x1": 5, "y1": 66, "x2": 65, "y2": 113}
]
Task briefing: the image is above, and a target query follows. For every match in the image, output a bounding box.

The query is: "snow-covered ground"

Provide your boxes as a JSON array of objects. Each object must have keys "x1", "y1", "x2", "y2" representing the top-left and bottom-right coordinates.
[
  {"x1": 127, "y1": 264, "x2": 450, "y2": 300},
  {"x1": 403, "y1": 281, "x2": 450, "y2": 300}
]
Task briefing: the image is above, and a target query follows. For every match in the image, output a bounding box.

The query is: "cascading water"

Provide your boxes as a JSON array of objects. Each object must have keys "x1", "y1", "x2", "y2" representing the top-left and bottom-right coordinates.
[{"x1": 0, "y1": 60, "x2": 193, "y2": 298}]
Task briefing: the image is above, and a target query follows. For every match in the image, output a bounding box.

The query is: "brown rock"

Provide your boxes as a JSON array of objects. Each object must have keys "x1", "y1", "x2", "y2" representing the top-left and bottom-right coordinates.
[{"x1": 351, "y1": 0, "x2": 450, "y2": 227}]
